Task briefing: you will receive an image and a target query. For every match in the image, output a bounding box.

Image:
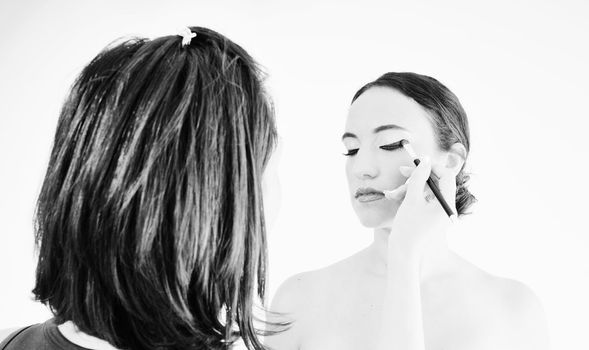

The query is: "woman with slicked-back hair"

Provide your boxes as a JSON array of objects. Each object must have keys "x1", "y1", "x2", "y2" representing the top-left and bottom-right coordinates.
[
  {"x1": 267, "y1": 72, "x2": 550, "y2": 350},
  {"x1": 0, "y1": 26, "x2": 279, "y2": 350}
]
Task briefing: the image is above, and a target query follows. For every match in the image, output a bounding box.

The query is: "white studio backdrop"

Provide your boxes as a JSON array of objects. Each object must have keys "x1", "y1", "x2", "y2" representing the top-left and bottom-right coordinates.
[{"x1": 0, "y1": 0, "x2": 587, "y2": 348}]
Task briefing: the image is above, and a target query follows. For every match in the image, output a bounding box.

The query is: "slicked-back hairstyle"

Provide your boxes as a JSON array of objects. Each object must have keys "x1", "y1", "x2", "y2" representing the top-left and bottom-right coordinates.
[
  {"x1": 33, "y1": 26, "x2": 276, "y2": 350},
  {"x1": 352, "y1": 72, "x2": 476, "y2": 215}
]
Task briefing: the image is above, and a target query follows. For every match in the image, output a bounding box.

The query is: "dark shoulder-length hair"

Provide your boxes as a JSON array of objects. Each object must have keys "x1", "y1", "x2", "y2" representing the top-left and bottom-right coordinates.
[
  {"x1": 33, "y1": 26, "x2": 276, "y2": 350},
  {"x1": 352, "y1": 72, "x2": 476, "y2": 215}
]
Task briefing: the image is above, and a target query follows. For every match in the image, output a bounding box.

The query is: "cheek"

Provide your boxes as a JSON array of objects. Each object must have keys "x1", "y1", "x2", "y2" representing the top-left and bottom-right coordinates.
[
  {"x1": 345, "y1": 160, "x2": 354, "y2": 188},
  {"x1": 379, "y1": 155, "x2": 411, "y2": 189}
]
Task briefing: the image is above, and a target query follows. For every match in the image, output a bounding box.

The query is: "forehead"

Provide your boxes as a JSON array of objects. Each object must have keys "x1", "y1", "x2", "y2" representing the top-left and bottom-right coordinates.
[{"x1": 346, "y1": 87, "x2": 434, "y2": 138}]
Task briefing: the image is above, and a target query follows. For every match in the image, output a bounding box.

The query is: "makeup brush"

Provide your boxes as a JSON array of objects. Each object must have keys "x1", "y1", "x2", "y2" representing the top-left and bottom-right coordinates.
[{"x1": 383, "y1": 139, "x2": 457, "y2": 221}]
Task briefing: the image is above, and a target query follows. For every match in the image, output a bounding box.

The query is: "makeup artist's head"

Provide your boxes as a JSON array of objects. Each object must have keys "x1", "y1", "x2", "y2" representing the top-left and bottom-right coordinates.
[
  {"x1": 33, "y1": 27, "x2": 276, "y2": 350},
  {"x1": 344, "y1": 72, "x2": 475, "y2": 228}
]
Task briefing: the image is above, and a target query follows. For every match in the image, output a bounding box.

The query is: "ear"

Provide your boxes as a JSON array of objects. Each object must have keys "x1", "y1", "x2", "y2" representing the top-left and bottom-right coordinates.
[{"x1": 444, "y1": 143, "x2": 466, "y2": 177}]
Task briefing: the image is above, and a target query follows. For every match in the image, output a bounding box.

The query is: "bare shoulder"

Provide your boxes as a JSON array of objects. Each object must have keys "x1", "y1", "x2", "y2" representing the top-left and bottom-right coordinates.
[
  {"x1": 269, "y1": 251, "x2": 362, "y2": 314},
  {"x1": 470, "y1": 265, "x2": 546, "y2": 318},
  {"x1": 266, "y1": 268, "x2": 335, "y2": 350},
  {"x1": 492, "y1": 276, "x2": 544, "y2": 312},
  {"x1": 453, "y1": 255, "x2": 551, "y2": 349},
  {"x1": 452, "y1": 254, "x2": 543, "y2": 305},
  {"x1": 269, "y1": 266, "x2": 338, "y2": 315}
]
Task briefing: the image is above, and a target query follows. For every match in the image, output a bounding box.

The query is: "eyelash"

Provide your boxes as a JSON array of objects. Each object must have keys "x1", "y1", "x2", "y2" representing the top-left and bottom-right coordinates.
[
  {"x1": 343, "y1": 143, "x2": 402, "y2": 157},
  {"x1": 380, "y1": 143, "x2": 403, "y2": 151}
]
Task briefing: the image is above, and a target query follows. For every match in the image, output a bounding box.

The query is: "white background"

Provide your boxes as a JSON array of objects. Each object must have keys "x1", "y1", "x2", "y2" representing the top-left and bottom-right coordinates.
[{"x1": 0, "y1": 0, "x2": 588, "y2": 349}]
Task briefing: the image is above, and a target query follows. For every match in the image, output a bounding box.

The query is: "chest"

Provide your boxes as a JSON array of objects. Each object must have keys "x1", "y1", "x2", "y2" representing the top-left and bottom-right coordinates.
[{"x1": 298, "y1": 284, "x2": 506, "y2": 350}]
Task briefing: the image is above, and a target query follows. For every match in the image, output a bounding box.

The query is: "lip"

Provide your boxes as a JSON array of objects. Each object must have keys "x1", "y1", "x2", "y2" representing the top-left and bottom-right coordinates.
[{"x1": 355, "y1": 187, "x2": 385, "y2": 203}]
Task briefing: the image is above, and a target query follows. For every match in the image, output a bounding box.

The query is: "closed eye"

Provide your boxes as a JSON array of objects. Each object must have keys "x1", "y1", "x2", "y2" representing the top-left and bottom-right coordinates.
[
  {"x1": 343, "y1": 148, "x2": 359, "y2": 156},
  {"x1": 380, "y1": 142, "x2": 403, "y2": 151}
]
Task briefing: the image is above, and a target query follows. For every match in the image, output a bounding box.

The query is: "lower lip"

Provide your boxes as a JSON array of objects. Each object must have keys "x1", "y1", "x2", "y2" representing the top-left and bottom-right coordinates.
[{"x1": 356, "y1": 193, "x2": 385, "y2": 203}]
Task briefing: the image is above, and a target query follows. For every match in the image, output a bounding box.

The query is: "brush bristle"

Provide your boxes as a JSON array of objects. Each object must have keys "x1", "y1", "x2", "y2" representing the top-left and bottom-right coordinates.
[{"x1": 401, "y1": 140, "x2": 418, "y2": 159}]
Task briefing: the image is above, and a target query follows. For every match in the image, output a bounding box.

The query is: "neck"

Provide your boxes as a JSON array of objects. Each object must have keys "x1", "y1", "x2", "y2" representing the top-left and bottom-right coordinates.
[
  {"x1": 57, "y1": 321, "x2": 119, "y2": 350},
  {"x1": 367, "y1": 227, "x2": 452, "y2": 282}
]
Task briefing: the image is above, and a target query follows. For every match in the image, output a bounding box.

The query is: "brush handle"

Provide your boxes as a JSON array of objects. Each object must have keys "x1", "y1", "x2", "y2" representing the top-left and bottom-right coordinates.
[{"x1": 412, "y1": 159, "x2": 455, "y2": 218}]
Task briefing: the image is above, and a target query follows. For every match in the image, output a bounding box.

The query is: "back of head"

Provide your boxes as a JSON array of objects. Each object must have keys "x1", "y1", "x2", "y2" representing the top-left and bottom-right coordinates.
[
  {"x1": 33, "y1": 26, "x2": 276, "y2": 349},
  {"x1": 353, "y1": 72, "x2": 476, "y2": 215}
]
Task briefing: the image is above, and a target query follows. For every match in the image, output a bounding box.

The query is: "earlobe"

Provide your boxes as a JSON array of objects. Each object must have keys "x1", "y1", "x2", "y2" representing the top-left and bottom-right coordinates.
[{"x1": 445, "y1": 143, "x2": 467, "y2": 176}]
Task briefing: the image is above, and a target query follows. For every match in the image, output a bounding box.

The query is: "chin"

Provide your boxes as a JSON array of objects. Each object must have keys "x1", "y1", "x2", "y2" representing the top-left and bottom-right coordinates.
[
  {"x1": 353, "y1": 203, "x2": 399, "y2": 228},
  {"x1": 357, "y1": 216, "x2": 385, "y2": 228}
]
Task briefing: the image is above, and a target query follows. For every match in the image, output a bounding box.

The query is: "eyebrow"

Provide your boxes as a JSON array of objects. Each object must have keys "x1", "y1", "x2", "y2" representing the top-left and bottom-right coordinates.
[{"x1": 341, "y1": 124, "x2": 407, "y2": 140}]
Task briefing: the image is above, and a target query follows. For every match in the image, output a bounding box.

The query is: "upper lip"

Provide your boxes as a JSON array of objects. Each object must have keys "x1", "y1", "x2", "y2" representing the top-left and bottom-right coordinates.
[{"x1": 355, "y1": 187, "x2": 384, "y2": 199}]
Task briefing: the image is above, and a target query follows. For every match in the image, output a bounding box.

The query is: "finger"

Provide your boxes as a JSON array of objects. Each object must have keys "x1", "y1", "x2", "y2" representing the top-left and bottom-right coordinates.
[
  {"x1": 431, "y1": 163, "x2": 456, "y2": 201},
  {"x1": 430, "y1": 163, "x2": 446, "y2": 184},
  {"x1": 423, "y1": 183, "x2": 435, "y2": 200},
  {"x1": 405, "y1": 157, "x2": 432, "y2": 201},
  {"x1": 399, "y1": 165, "x2": 414, "y2": 178},
  {"x1": 424, "y1": 192, "x2": 436, "y2": 203},
  {"x1": 383, "y1": 183, "x2": 407, "y2": 201}
]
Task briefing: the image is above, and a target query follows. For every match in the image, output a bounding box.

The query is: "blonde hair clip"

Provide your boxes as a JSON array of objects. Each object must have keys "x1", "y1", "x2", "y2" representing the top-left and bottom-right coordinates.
[{"x1": 178, "y1": 27, "x2": 196, "y2": 47}]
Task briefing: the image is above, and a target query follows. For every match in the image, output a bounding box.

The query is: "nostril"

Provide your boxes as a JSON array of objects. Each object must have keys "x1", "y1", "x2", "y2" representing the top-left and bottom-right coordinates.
[
  {"x1": 357, "y1": 171, "x2": 377, "y2": 180},
  {"x1": 352, "y1": 155, "x2": 379, "y2": 179}
]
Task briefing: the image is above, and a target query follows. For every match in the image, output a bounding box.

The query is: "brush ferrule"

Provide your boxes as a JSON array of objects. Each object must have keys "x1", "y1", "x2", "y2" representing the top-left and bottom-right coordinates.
[{"x1": 402, "y1": 141, "x2": 418, "y2": 159}]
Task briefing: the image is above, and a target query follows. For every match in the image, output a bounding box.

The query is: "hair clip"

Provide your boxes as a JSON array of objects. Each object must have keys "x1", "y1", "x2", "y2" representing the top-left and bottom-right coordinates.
[{"x1": 178, "y1": 27, "x2": 196, "y2": 47}]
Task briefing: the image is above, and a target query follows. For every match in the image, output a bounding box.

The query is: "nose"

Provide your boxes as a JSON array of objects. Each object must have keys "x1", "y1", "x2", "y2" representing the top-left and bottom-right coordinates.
[{"x1": 352, "y1": 149, "x2": 380, "y2": 180}]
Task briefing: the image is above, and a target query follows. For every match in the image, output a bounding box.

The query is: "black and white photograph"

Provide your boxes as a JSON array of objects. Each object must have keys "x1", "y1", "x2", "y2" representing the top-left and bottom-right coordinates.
[{"x1": 0, "y1": 1, "x2": 587, "y2": 349}]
